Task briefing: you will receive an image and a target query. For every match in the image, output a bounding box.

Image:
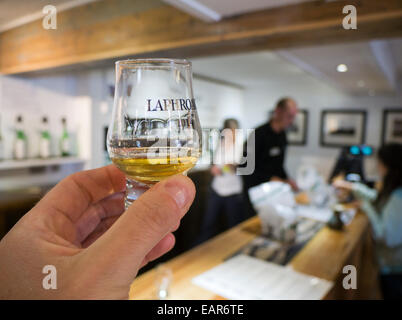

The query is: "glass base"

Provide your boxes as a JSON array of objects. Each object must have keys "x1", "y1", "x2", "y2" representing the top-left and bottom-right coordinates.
[{"x1": 125, "y1": 178, "x2": 151, "y2": 209}]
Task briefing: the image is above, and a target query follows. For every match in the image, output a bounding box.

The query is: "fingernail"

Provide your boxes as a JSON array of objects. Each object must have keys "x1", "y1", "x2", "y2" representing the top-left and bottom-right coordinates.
[{"x1": 165, "y1": 182, "x2": 189, "y2": 209}]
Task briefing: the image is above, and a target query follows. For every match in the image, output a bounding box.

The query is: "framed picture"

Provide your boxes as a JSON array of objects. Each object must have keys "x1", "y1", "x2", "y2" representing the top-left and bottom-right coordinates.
[
  {"x1": 320, "y1": 110, "x2": 366, "y2": 147},
  {"x1": 287, "y1": 110, "x2": 308, "y2": 145},
  {"x1": 382, "y1": 109, "x2": 402, "y2": 145}
]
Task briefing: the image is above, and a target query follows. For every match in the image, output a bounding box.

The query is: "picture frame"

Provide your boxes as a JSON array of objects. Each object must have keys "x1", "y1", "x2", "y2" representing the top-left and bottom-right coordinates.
[
  {"x1": 382, "y1": 109, "x2": 402, "y2": 145},
  {"x1": 320, "y1": 110, "x2": 366, "y2": 147},
  {"x1": 287, "y1": 109, "x2": 308, "y2": 145}
]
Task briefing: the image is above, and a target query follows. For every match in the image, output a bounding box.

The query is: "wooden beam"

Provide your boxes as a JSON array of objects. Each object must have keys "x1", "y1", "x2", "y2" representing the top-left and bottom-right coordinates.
[{"x1": 1, "y1": 0, "x2": 401, "y2": 74}]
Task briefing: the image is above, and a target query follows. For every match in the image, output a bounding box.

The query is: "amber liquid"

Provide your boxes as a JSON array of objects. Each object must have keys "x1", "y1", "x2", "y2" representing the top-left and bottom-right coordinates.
[
  {"x1": 111, "y1": 156, "x2": 198, "y2": 185},
  {"x1": 108, "y1": 136, "x2": 200, "y2": 186}
]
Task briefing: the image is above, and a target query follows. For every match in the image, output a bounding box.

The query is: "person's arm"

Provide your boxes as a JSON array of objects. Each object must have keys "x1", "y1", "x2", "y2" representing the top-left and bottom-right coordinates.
[
  {"x1": 351, "y1": 182, "x2": 378, "y2": 202},
  {"x1": 358, "y1": 197, "x2": 383, "y2": 240},
  {"x1": 277, "y1": 141, "x2": 299, "y2": 190},
  {"x1": 349, "y1": 182, "x2": 382, "y2": 237},
  {"x1": 361, "y1": 193, "x2": 402, "y2": 246},
  {"x1": 334, "y1": 180, "x2": 383, "y2": 237},
  {"x1": 381, "y1": 192, "x2": 402, "y2": 247},
  {"x1": 352, "y1": 184, "x2": 402, "y2": 246},
  {"x1": 280, "y1": 134, "x2": 289, "y2": 180},
  {"x1": 278, "y1": 164, "x2": 288, "y2": 180}
]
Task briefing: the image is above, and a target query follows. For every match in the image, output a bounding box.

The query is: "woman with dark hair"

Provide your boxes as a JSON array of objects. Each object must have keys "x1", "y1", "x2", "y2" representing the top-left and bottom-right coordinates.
[
  {"x1": 195, "y1": 118, "x2": 245, "y2": 244},
  {"x1": 334, "y1": 143, "x2": 402, "y2": 299}
]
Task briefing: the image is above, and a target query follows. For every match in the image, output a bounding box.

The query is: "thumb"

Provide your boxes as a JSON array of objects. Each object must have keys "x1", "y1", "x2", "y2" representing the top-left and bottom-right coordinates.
[{"x1": 83, "y1": 174, "x2": 195, "y2": 285}]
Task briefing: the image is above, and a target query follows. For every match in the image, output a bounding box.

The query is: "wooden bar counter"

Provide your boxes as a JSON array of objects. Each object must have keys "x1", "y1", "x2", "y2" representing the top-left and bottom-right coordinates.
[{"x1": 129, "y1": 211, "x2": 381, "y2": 300}]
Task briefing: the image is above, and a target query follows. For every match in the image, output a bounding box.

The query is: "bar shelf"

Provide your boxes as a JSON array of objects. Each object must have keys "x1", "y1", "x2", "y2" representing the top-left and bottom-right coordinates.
[{"x1": 0, "y1": 157, "x2": 85, "y2": 171}]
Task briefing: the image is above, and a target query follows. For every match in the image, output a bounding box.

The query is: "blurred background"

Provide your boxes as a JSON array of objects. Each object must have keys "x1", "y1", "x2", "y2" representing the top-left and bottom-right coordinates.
[{"x1": 0, "y1": 0, "x2": 401, "y2": 297}]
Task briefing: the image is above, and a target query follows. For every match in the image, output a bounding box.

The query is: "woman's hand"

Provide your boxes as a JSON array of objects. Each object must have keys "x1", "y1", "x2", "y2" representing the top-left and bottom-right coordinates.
[
  {"x1": 333, "y1": 180, "x2": 354, "y2": 191},
  {"x1": 211, "y1": 165, "x2": 222, "y2": 176}
]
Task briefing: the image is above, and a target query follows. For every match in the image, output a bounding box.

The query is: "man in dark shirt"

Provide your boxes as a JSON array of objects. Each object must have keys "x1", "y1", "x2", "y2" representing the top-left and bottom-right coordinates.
[{"x1": 242, "y1": 97, "x2": 299, "y2": 217}]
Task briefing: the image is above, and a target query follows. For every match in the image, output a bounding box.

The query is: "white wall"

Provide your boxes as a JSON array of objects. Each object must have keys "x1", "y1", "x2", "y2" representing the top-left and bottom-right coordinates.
[{"x1": 193, "y1": 79, "x2": 244, "y2": 129}]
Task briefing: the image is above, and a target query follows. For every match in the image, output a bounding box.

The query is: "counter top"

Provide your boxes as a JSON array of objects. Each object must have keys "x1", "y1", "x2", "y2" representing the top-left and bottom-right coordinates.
[{"x1": 129, "y1": 211, "x2": 381, "y2": 300}]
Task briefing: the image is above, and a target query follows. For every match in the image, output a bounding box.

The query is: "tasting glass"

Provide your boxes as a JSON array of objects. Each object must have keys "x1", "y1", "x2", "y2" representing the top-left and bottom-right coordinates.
[{"x1": 107, "y1": 59, "x2": 202, "y2": 208}]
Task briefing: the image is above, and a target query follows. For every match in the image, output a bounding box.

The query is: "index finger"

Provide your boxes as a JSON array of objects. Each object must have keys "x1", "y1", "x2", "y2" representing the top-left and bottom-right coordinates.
[{"x1": 37, "y1": 165, "x2": 126, "y2": 223}]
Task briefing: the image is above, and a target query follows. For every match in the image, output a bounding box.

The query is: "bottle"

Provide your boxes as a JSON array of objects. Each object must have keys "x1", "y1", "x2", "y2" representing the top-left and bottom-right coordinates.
[
  {"x1": 327, "y1": 204, "x2": 344, "y2": 230},
  {"x1": 0, "y1": 116, "x2": 4, "y2": 161},
  {"x1": 60, "y1": 118, "x2": 70, "y2": 157},
  {"x1": 39, "y1": 116, "x2": 51, "y2": 159},
  {"x1": 14, "y1": 115, "x2": 27, "y2": 160}
]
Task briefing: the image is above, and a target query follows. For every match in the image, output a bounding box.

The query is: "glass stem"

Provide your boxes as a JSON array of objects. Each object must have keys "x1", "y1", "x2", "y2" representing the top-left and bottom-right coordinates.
[{"x1": 125, "y1": 178, "x2": 150, "y2": 209}]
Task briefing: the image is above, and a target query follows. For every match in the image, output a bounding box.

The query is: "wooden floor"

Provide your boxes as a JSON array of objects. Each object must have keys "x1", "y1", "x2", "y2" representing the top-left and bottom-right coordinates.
[{"x1": 129, "y1": 212, "x2": 381, "y2": 300}]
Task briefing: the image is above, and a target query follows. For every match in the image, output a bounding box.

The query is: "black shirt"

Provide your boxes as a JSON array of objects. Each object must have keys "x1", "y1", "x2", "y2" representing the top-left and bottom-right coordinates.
[{"x1": 242, "y1": 121, "x2": 288, "y2": 190}]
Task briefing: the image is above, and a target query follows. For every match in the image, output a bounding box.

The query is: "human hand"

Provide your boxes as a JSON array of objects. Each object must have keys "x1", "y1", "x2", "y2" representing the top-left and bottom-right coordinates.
[
  {"x1": 225, "y1": 164, "x2": 237, "y2": 172},
  {"x1": 210, "y1": 165, "x2": 222, "y2": 176},
  {"x1": 270, "y1": 176, "x2": 284, "y2": 183},
  {"x1": 333, "y1": 180, "x2": 354, "y2": 191},
  {"x1": 287, "y1": 179, "x2": 299, "y2": 192},
  {"x1": 348, "y1": 200, "x2": 362, "y2": 209},
  {"x1": 0, "y1": 165, "x2": 195, "y2": 299}
]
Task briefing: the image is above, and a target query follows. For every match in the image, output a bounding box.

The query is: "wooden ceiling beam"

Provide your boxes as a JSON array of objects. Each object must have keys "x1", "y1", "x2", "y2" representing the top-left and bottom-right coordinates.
[{"x1": 0, "y1": 0, "x2": 401, "y2": 74}]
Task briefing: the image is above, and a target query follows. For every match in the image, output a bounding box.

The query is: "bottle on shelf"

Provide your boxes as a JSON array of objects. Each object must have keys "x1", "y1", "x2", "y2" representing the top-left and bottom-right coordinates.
[
  {"x1": 39, "y1": 116, "x2": 51, "y2": 159},
  {"x1": 60, "y1": 117, "x2": 70, "y2": 157},
  {"x1": 14, "y1": 115, "x2": 27, "y2": 160}
]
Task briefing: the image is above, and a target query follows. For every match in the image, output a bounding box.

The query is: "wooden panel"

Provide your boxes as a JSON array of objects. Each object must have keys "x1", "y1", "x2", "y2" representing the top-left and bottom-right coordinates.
[
  {"x1": 129, "y1": 212, "x2": 380, "y2": 300},
  {"x1": 1, "y1": 0, "x2": 402, "y2": 74}
]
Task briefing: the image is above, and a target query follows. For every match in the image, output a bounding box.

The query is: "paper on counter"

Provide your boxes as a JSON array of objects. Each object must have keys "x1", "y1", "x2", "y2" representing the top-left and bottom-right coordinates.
[
  {"x1": 296, "y1": 205, "x2": 356, "y2": 225},
  {"x1": 296, "y1": 205, "x2": 333, "y2": 222},
  {"x1": 192, "y1": 255, "x2": 333, "y2": 300}
]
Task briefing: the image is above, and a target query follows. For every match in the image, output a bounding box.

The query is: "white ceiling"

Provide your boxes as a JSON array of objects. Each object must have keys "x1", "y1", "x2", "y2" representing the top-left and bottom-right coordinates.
[
  {"x1": 163, "y1": 0, "x2": 314, "y2": 22},
  {"x1": 191, "y1": 39, "x2": 402, "y2": 96},
  {"x1": 389, "y1": 38, "x2": 402, "y2": 75},
  {"x1": 283, "y1": 41, "x2": 399, "y2": 95},
  {"x1": 192, "y1": 51, "x2": 306, "y2": 87}
]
